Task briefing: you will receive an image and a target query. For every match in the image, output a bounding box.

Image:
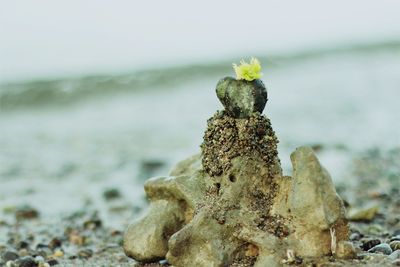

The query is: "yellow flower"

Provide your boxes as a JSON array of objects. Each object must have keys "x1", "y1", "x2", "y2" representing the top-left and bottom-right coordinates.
[{"x1": 232, "y1": 57, "x2": 262, "y2": 81}]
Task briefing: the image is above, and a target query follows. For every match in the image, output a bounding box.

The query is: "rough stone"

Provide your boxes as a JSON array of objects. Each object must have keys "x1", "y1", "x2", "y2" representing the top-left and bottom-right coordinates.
[
  {"x1": 216, "y1": 77, "x2": 267, "y2": 118},
  {"x1": 336, "y1": 241, "x2": 357, "y2": 259},
  {"x1": 124, "y1": 78, "x2": 349, "y2": 266}
]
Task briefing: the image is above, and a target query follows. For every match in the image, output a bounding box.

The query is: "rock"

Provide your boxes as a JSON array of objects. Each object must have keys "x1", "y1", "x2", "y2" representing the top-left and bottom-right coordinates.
[
  {"x1": 216, "y1": 77, "x2": 267, "y2": 118},
  {"x1": 349, "y1": 232, "x2": 361, "y2": 241},
  {"x1": 389, "y1": 250, "x2": 400, "y2": 261},
  {"x1": 17, "y1": 241, "x2": 30, "y2": 250},
  {"x1": 393, "y1": 259, "x2": 400, "y2": 266},
  {"x1": 390, "y1": 250, "x2": 400, "y2": 260},
  {"x1": 103, "y1": 188, "x2": 121, "y2": 200},
  {"x1": 124, "y1": 82, "x2": 349, "y2": 266},
  {"x1": 15, "y1": 206, "x2": 39, "y2": 220},
  {"x1": 391, "y1": 235, "x2": 400, "y2": 242},
  {"x1": 336, "y1": 241, "x2": 356, "y2": 259},
  {"x1": 368, "y1": 243, "x2": 392, "y2": 255},
  {"x1": 347, "y1": 205, "x2": 379, "y2": 221},
  {"x1": 78, "y1": 249, "x2": 93, "y2": 259},
  {"x1": 390, "y1": 240, "x2": 400, "y2": 251},
  {"x1": 46, "y1": 259, "x2": 58, "y2": 266},
  {"x1": 287, "y1": 146, "x2": 349, "y2": 257},
  {"x1": 48, "y1": 238, "x2": 62, "y2": 250},
  {"x1": 362, "y1": 239, "x2": 381, "y2": 251},
  {"x1": 16, "y1": 256, "x2": 37, "y2": 267},
  {"x1": 2, "y1": 251, "x2": 19, "y2": 262}
]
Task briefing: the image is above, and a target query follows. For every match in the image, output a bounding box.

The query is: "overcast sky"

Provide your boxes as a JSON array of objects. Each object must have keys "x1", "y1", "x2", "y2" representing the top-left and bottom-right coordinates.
[{"x1": 1, "y1": 0, "x2": 400, "y2": 83}]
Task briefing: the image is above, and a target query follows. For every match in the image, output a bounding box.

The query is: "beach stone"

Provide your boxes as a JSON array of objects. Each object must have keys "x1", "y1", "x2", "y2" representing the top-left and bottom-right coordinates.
[
  {"x1": 368, "y1": 243, "x2": 392, "y2": 255},
  {"x1": 362, "y1": 239, "x2": 381, "y2": 251},
  {"x1": 46, "y1": 259, "x2": 58, "y2": 266},
  {"x1": 390, "y1": 250, "x2": 400, "y2": 261},
  {"x1": 16, "y1": 256, "x2": 36, "y2": 267},
  {"x1": 216, "y1": 77, "x2": 267, "y2": 118},
  {"x1": 391, "y1": 235, "x2": 400, "y2": 242},
  {"x1": 347, "y1": 205, "x2": 379, "y2": 221},
  {"x1": 2, "y1": 251, "x2": 19, "y2": 262},
  {"x1": 390, "y1": 240, "x2": 400, "y2": 251},
  {"x1": 349, "y1": 232, "x2": 361, "y2": 241}
]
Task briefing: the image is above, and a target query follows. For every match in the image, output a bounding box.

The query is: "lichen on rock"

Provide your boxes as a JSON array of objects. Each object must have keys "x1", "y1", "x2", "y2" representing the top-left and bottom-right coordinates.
[{"x1": 123, "y1": 74, "x2": 350, "y2": 267}]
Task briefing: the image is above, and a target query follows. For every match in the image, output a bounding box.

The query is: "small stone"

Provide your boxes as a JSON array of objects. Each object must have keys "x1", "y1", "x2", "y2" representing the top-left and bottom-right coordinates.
[
  {"x1": 16, "y1": 256, "x2": 37, "y2": 267},
  {"x1": 83, "y1": 218, "x2": 102, "y2": 229},
  {"x1": 394, "y1": 230, "x2": 400, "y2": 236},
  {"x1": 46, "y1": 259, "x2": 58, "y2": 266},
  {"x1": 103, "y1": 188, "x2": 121, "y2": 200},
  {"x1": 349, "y1": 232, "x2": 361, "y2": 241},
  {"x1": 6, "y1": 261, "x2": 18, "y2": 267},
  {"x1": 17, "y1": 241, "x2": 30, "y2": 250},
  {"x1": 336, "y1": 241, "x2": 356, "y2": 259},
  {"x1": 216, "y1": 76, "x2": 267, "y2": 118},
  {"x1": 53, "y1": 250, "x2": 64, "y2": 258},
  {"x1": 391, "y1": 235, "x2": 400, "y2": 242},
  {"x1": 77, "y1": 249, "x2": 93, "y2": 259},
  {"x1": 34, "y1": 256, "x2": 45, "y2": 263},
  {"x1": 15, "y1": 206, "x2": 39, "y2": 220},
  {"x1": 2, "y1": 251, "x2": 19, "y2": 262},
  {"x1": 347, "y1": 205, "x2": 379, "y2": 221},
  {"x1": 390, "y1": 241, "x2": 400, "y2": 251},
  {"x1": 48, "y1": 239, "x2": 62, "y2": 250},
  {"x1": 18, "y1": 249, "x2": 29, "y2": 257},
  {"x1": 389, "y1": 250, "x2": 400, "y2": 261},
  {"x1": 361, "y1": 239, "x2": 381, "y2": 251},
  {"x1": 393, "y1": 259, "x2": 400, "y2": 266},
  {"x1": 368, "y1": 243, "x2": 392, "y2": 255},
  {"x1": 69, "y1": 232, "x2": 85, "y2": 245}
]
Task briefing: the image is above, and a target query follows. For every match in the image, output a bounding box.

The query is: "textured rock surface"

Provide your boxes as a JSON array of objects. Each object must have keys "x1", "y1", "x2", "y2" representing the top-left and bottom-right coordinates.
[
  {"x1": 124, "y1": 77, "x2": 349, "y2": 266},
  {"x1": 124, "y1": 146, "x2": 349, "y2": 266},
  {"x1": 216, "y1": 77, "x2": 268, "y2": 118}
]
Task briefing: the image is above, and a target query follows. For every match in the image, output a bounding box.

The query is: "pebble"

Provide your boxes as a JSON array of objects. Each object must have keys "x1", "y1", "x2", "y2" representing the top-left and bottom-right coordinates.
[
  {"x1": 2, "y1": 251, "x2": 19, "y2": 262},
  {"x1": 368, "y1": 243, "x2": 393, "y2": 255},
  {"x1": 18, "y1": 249, "x2": 29, "y2": 257},
  {"x1": 6, "y1": 261, "x2": 18, "y2": 267},
  {"x1": 393, "y1": 259, "x2": 400, "y2": 266},
  {"x1": 361, "y1": 239, "x2": 381, "y2": 251},
  {"x1": 349, "y1": 232, "x2": 361, "y2": 241},
  {"x1": 17, "y1": 241, "x2": 30, "y2": 250},
  {"x1": 46, "y1": 259, "x2": 59, "y2": 266},
  {"x1": 53, "y1": 250, "x2": 64, "y2": 258},
  {"x1": 48, "y1": 238, "x2": 62, "y2": 250},
  {"x1": 389, "y1": 250, "x2": 400, "y2": 260},
  {"x1": 103, "y1": 188, "x2": 121, "y2": 200},
  {"x1": 391, "y1": 235, "x2": 400, "y2": 242},
  {"x1": 78, "y1": 248, "x2": 93, "y2": 259},
  {"x1": 390, "y1": 241, "x2": 400, "y2": 251},
  {"x1": 348, "y1": 205, "x2": 379, "y2": 221},
  {"x1": 16, "y1": 256, "x2": 37, "y2": 267},
  {"x1": 15, "y1": 206, "x2": 39, "y2": 220},
  {"x1": 394, "y1": 230, "x2": 400, "y2": 236}
]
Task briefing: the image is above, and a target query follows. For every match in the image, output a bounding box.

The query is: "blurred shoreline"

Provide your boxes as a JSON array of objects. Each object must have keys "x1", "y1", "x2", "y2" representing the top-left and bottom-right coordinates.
[{"x1": 2, "y1": 39, "x2": 400, "y2": 110}]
